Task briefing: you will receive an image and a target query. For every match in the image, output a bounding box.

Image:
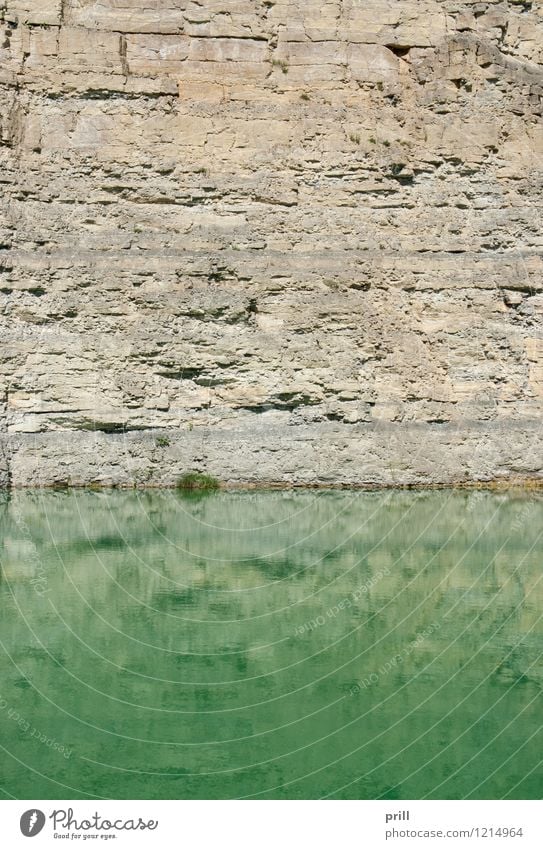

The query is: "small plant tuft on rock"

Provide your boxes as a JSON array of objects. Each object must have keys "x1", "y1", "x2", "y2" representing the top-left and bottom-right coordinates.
[
  {"x1": 272, "y1": 58, "x2": 289, "y2": 74},
  {"x1": 177, "y1": 472, "x2": 220, "y2": 491},
  {"x1": 349, "y1": 133, "x2": 361, "y2": 145},
  {"x1": 156, "y1": 435, "x2": 170, "y2": 447}
]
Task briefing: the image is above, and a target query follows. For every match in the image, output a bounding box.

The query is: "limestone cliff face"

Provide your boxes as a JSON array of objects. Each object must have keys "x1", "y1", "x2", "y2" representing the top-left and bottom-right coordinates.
[{"x1": 0, "y1": 0, "x2": 542, "y2": 487}]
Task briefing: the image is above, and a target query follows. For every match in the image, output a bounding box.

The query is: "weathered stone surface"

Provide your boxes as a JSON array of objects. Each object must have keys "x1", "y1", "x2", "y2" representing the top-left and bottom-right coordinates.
[{"x1": 0, "y1": 0, "x2": 542, "y2": 486}]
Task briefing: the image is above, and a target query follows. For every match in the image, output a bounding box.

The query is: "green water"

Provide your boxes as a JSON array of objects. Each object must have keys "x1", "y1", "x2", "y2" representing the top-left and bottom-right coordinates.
[{"x1": 0, "y1": 489, "x2": 541, "y2": 800}]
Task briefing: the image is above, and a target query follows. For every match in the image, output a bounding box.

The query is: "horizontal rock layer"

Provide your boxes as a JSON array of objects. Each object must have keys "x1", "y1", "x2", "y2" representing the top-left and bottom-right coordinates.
[{"x1": 1, "y1": 0, "x2": 542, "y2": 486}]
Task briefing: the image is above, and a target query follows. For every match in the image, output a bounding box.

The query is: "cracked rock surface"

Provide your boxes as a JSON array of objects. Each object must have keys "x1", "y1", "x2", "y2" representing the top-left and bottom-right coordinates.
[{"x1": 1, "y1": 0, "x2": 542, "y2": 487}]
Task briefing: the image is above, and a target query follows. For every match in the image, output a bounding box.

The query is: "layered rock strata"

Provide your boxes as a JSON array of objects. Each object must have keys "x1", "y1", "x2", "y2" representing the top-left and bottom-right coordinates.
[{"x1": 0, "y1": 0, "x2": 542, "y2": 486}]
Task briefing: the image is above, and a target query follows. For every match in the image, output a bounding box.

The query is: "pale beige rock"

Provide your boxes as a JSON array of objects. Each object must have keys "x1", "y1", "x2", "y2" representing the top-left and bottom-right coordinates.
[
  {"x1": 6, "y1": 0, "x2": 61, "y2": 26},
  {"x1": 0, "y1": 0, "x2": 542, "y2": 488},
  {"x1": 348, "y1": 43, "x2": 401, "y2": 82}
]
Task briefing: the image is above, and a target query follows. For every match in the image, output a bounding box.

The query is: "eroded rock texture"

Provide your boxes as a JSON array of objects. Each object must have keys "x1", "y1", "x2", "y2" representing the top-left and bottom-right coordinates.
[{"x1": 0, "y1": 0, "x2": 542, "y2": 486}]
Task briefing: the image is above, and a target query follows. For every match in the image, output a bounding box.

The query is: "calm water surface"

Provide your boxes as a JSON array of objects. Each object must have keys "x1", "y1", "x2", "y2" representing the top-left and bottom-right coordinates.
[{"x1": 0, "y1": 489, "x2": 541, "y2": 799}]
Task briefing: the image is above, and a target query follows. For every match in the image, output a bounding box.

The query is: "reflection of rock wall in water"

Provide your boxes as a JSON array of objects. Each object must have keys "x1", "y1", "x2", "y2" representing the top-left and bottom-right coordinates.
[
  {"x1": 0, "y1": 491, "x2": 541, "y2": 797},
  {"x1": 1, "y1": 490, "x2": 541, "y2": 666},
  {"x1": 1, "y1": 2, "x2": 543, "y2": 486}
]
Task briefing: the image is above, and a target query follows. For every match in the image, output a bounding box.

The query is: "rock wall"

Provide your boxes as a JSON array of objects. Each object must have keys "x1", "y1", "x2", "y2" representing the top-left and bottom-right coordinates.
[{"x1": 0, "y1": 0, "x2": 542, "y2": 487}]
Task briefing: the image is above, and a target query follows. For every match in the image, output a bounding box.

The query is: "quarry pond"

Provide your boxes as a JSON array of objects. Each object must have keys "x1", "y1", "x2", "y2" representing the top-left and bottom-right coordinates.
[{"x1": 0, "y1": 489, "x2": 541, "y2": 800}]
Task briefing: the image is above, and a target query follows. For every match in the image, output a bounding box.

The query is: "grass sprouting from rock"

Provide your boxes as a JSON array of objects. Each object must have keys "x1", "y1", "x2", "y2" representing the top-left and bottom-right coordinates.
[{"x1": 176, "y1": 472, "x2": 220, "y2": 492}]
